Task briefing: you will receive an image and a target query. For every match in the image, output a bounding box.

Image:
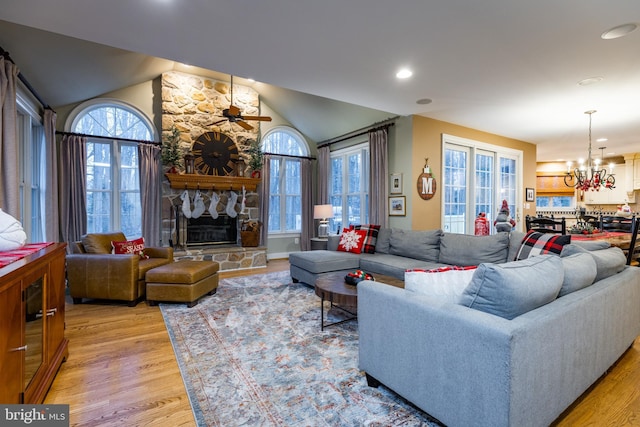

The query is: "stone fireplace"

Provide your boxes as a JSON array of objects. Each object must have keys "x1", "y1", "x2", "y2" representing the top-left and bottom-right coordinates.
[{"x1": 177, "y1": 210, "x2": 238, "y2": 247}]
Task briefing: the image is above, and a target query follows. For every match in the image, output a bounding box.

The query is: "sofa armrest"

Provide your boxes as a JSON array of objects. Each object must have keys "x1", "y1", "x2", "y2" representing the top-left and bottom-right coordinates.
[
  {"x1": 67, "y1": 253, "x2": 140, "y2": 301},
  {"x1": 357, "y1": 281, "x2": 513, "y2": 427},
  {"x1": 143, "y1": 246, "x2": 174, "y2": 260}
]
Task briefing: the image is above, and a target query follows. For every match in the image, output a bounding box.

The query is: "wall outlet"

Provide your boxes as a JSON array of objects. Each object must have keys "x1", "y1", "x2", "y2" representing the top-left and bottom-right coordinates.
[{"x1": 294, "y1": 237, "x2": 299, "y2": 244}]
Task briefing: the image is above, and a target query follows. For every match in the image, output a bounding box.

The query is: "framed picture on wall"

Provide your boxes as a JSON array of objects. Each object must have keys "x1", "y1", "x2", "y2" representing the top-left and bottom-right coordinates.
[
  {"x1": 389, "y1": 196, "x2": 406, "y2": 216},
  {"x1": 526, "y1": 187, "x2": 535, "y2": 202},
  {"x1": 390, "y1": 173, "x2": 403, "y2": 194}
]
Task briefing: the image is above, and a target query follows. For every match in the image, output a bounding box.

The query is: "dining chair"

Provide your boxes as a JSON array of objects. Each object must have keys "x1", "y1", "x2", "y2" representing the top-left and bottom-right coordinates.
[
  {"x1": 525, "y1": 215, "x2": 567, "y2": 235},
  {"x1": 622, "y1": 217, "x2": 640, "y2": 266},
  {"x1": 600, "y1": 215, "x2": 634, "y2": 233}
]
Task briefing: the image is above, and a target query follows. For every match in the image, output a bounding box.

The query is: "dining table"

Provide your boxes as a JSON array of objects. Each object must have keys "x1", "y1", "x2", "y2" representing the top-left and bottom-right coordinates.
[{"x1": 569, "y1": 231, "x2": 632, "y2": 249}]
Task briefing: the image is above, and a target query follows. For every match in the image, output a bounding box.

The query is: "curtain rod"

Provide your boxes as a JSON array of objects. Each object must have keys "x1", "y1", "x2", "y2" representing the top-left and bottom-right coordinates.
[
  {"x1": 1, "y1": 47, "x2": 51, "y2": 110},
  {"x1": 317, "y1": 116, "x2": 400, "y2": 148},
  {"x1": 57, "y1": 131, "x2": 161, "y2": 146},
  {"x1": 263, "y1": 152, "x2": 316, "y2": 161}
]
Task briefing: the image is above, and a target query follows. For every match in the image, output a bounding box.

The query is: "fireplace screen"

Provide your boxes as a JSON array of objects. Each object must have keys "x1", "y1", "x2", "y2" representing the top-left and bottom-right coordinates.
[{"x1": 175, "y1": 207, "x2": 238, "y2": 246}]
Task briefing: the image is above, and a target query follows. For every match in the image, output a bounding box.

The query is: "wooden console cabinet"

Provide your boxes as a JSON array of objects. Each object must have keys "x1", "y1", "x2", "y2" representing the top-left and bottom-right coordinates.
[{"x1": 0, "y1": 243, "x2": 68, "y2": 403}]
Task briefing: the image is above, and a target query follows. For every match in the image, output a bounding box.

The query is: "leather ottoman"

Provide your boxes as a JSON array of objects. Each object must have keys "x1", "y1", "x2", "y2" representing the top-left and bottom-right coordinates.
[{"x1": 146, "y1": 260, "x2": 219, "y2": 307}]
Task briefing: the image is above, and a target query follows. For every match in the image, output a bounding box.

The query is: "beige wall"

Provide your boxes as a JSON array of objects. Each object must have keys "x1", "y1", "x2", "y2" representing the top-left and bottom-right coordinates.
[{"x1": 410, "y1": 116, "x2": 537, "y2": 231}]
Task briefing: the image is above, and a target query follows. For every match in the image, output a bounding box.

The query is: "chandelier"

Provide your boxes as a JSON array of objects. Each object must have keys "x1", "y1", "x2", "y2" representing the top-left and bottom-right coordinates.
[{"x1": 564, "y1": 110, "x2": 615, "y2": 191}]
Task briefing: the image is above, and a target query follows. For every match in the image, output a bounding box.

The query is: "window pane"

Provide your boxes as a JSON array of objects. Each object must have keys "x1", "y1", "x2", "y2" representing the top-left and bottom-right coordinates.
[
  {"x1": 475, "y1": 152, "x2": 493, "y2": 223},
  {"x1": 87, "y1": 191, "x2": 111, "y2": 233},
  {"x1": 121, "y1": 191, "x2": 142, "y2": 237},
  {"x1": 444, "y1": 148, "x2": 467, "y2": 233}
]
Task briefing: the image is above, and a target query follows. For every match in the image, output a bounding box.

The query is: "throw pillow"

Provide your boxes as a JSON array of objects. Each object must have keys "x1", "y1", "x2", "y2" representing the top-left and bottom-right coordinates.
[
  {"x1": 514, "y1": 230, "x2": 571, "y2": 261},
  {"x1": 354, "y1": 224, "x2": 381, "y2": 254},
  {"x1": 405, "y1": 266, "x2": 477, "y2": 303},
  {"x1": 337, "y1": 228, "x2": 367, "y2": 254},
  {"x1": 458, "y1": 255, "x2": 564, "y2": 320},
  {"x1": 561, "y1": 244, "x2": 626, "y2": 282},
  {"x1": 111, "y1": 237, "x2": 149, "y2": 259}
]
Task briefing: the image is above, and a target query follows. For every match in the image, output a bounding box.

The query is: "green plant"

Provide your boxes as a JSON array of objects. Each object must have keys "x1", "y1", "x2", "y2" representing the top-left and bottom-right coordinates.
[
  {"x1": 161, "y1": 126, "x2": 183, "y2": 167},
  {"x1": 246, "y1": 140, "x2": 264, "y2": 171}
]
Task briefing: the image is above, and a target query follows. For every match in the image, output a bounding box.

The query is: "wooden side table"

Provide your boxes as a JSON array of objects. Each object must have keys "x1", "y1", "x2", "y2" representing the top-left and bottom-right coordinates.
[{"x1": 310, "y1": 237, "x2": 328, "y2": 250}]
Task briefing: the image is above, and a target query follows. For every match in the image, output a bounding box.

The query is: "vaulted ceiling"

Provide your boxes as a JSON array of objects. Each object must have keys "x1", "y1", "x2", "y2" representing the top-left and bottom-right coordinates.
[{"x1": 1, "y1": 1, "x2": 639, "y2": 162}]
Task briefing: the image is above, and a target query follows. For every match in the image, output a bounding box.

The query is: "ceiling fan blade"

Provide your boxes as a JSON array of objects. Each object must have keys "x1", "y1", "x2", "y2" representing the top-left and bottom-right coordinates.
[
  {"x1": 241, "y1": 115, "x2": 272, "y2": 122},
  {"x1": 236, "y1": 120, "x2": 253, "y2": 130},
  {"x1": 212, "y1": 118, "x2": 227, "y2": 126},
  {"x1": 227, "y1": 105, "x2": 241, "y2": 117}
]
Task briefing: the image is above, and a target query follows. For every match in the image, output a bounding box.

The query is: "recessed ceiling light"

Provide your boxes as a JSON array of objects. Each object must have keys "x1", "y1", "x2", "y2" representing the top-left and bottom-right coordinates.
[
  {"x1": 416, "y1": 98, "x2": 432, "y2": 105},
  {"x1": 396, "y1": 68, "x2": 413, "y2": 79},
  {"x1": 577, "y1": 76, "x2": 603, "y2": 86},
  {"x1": 596, "y1": 138, "x2": 608, "y2": 143},
  {"x1": 601, "y1": 23, "x2": 638, "y2": 39}
]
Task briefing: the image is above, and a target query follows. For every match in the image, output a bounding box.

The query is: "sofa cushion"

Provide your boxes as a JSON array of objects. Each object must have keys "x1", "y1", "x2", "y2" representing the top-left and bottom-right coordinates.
[
  {"x1": 374, "y1": 227, "x2": 392, "y2": 253},
  {"x1": 289, "y1": 250, "x2": 361, "y2": 274},
  {"x1": 439, "y1": 232, "x2": 509, "y2": 266},
  {"x1": 458, "y1": 255, "x2": 564, "y2": 320},
  {"x1": 561, "y1": 244, "x2": 626, "y2": 282},
  {"x1": 354, "y1": 224, "x2": 381, "y2": 254},
  {"x1": 337, "y1": 228, "x2": 367, "y2": 254},
  {"x1": 514, "y1": 230, "x2": 571, "y2": 261},
  {"x1": 358, "y1": 253, "x2": 443, "y2": 280},
  {"x1": 508, "y1": 230, "x2": 526, "y2": 261},
  {"x1": 558, "y1": 252, "x2": 597, "y2": 297},
  {"x1": 82, "y1": 232, "x2": 127, "y2": 254},
  {"x1": 405, "y1": 266, "x2": 477, "y2": 303},
  {"x1": 389, "y1": 228, "x2": 442, "y2": 262}
]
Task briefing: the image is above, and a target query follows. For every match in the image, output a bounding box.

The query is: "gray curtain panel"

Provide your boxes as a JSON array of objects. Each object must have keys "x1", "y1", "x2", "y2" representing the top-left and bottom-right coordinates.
[
  {"x1": 317, "y1": 145, "x2": 330, "y2": 204},
  {"x1": 139, "y1": 143, "x2": 162, "y2": 246},
  {"x1": 0, "y1": 58, "x2": 20, "y2": 218},
  {"x1": 259, "y1": 155, "x2": 271, "y2": 247},
  {"x1": 59, "y1": 134, "x2": 87, "y2": 248},
  {"x1": 369, "y1": 128, "x2": 389, "y2": 227},
  {"x1": 300, "y1": 158, "x2": 312, "y2": 251},
  {"x1": 43, "y1": 109, "x2": 60, "y2": 242}
]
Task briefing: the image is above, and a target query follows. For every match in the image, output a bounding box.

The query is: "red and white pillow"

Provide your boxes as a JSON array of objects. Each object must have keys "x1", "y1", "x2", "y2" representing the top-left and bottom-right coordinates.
[
  {"x1": 337, "y1": 228, "x2": 367, "y2": 254},
  {"x1": 354, "y1": 224, "x2": 381, "y2": 254},
  {"x1": 111, "y1": 237, "x2": 149, "y2": 259},
  {"x1": 404, "y1": 266, "x2": 478, "y2": 302}
]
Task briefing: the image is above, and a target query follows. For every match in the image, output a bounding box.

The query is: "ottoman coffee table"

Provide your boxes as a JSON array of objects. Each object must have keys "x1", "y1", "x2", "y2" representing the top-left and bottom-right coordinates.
[{"x1": 146, "y1": 260, "x2": 219, "y2": 307}]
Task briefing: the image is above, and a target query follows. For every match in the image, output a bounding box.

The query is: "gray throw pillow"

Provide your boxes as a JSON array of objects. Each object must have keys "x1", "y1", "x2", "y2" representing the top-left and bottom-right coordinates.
[
  {"x1": 374, "y1": 227, "x2": 392, "y2": 254},
  {"x1": 458, "y1": 255, "x2": 564, "y2": 320},
  {"x1": 561, "y1": 244, "x2": 626, "y2": 282},
  {"x1": 389, "y1": 228, "x2": 442, "y2": 262},
  {"x1": 558, "y1": 252, "x2": 597, "y2": 296},
  {"x1": 439, "y1": 232, "x2": 509, "y2": 266}
]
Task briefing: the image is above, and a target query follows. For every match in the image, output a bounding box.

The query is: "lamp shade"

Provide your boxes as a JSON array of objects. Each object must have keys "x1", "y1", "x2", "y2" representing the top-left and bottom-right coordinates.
[{"x1": 313, "y1": 204, "x2": 333, "y2": 219}]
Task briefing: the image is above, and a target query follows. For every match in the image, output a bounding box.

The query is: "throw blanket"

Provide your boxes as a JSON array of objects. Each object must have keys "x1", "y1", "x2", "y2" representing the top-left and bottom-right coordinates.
[{"x1": 0, "y1": 209, "x2": 27, "y2": 251}]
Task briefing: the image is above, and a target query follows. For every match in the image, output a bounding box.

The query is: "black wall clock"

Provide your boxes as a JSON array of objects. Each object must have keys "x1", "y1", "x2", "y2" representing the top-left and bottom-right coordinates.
[{"x1": 192, "y1": 131, "x2": 239, "y2": 176}]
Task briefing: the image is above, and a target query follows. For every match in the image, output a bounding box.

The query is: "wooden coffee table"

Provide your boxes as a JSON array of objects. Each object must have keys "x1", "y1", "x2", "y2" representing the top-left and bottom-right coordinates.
[{"x1": 314, "y1": 271, "x2": 403, "y2": 330}]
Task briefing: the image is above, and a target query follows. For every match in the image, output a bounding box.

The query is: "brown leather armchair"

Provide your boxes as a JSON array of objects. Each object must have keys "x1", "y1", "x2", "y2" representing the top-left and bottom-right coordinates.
[{"x1": 67, "y1": 232, "x2": 173, "y2": 306}]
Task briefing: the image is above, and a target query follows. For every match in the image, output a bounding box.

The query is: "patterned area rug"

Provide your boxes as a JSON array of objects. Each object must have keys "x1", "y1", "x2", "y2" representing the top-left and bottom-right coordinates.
[{"x1": 160, "y1": 271, "x2": 441, "y2": 426}]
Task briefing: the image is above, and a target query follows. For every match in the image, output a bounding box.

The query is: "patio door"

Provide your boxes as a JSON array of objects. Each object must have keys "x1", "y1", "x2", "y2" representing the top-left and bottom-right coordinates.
[{"x1": 442, "y1": 134, "x2": 522, "y2": 234}]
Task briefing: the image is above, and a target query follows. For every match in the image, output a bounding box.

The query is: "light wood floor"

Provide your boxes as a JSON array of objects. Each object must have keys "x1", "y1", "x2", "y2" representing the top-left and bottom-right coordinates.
[{"x1": 45, "y1": 259, "x2": 640, "y2": 426}]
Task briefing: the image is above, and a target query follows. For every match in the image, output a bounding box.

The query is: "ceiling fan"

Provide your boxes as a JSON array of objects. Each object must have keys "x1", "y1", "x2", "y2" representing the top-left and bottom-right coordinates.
[{"x1": 213, "y1": 75, "x2": 272, "y2": 130}]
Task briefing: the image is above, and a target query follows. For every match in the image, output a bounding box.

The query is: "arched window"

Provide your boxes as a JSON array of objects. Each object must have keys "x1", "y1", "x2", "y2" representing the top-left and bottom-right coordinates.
[
  {"x1": 262, "y1": 127, "x2": 309, "y2": 233},
  {"x1": 67, "y1": 100, "x2": 155, "y2": 238}
]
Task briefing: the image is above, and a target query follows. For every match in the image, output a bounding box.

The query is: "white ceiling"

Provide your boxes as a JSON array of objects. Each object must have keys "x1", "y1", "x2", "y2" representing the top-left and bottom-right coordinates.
[{"x1": 0, "y1": 0, "x2": 639, "y2": 162}]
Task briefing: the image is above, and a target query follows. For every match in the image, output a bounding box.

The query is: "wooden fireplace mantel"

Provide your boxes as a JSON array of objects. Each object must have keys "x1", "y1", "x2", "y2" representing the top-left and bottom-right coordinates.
[{"x1": 165, "y1": 173, "x2": 261, "y2": 191}]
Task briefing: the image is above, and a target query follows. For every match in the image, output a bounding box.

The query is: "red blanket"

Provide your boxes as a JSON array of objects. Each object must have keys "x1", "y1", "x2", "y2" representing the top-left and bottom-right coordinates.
[{"x1": 0, "y1": 242, "x2": 54, "y2": 268}]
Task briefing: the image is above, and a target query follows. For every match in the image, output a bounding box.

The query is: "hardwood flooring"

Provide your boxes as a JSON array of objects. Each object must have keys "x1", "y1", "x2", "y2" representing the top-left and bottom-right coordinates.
[{"x1": 45, "y1": 259, "x2": 640, "y2": 426}]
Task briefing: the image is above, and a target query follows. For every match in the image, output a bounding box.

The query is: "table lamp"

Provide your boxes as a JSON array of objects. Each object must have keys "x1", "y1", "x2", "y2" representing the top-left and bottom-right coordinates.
[{"x1": 313, "y1": 204, "x2": 333, "y2": 238}]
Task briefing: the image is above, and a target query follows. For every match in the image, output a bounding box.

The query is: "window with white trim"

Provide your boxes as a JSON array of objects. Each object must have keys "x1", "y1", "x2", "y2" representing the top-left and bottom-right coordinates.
[
  {"x1": 328, "y1": 143, "x2": 369, "y2": 233},
  {"x1": 263, "y1": 127, "x2": 309, "y2": 234},
  {"x1": 68, "y1": 100, "x2": 154, "y2": 238}
]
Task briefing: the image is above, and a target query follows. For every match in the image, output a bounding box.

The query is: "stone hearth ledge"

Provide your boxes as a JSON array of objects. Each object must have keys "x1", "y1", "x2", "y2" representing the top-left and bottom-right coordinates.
[{"x1": 173, "y1": 245, "x2": 267, "y2": 272}]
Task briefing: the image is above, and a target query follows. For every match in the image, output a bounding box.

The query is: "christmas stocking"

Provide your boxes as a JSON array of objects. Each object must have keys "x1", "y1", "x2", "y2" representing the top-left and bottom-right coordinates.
[
  {"x1": 226, "y1": 191, "x2": 238, "y2": 218},
  {"x1": 240, "y1": 186, "x2": 246, "y2": 214},
  {"x1": 208, "y1": 192, "x2": 220, "y2": 219},
  {"x1": 192, "y1": 190, "x2": 206, "y2": 219},
  {"x1": 180, "y1": 190, "x2": 192, "y2": 219}
]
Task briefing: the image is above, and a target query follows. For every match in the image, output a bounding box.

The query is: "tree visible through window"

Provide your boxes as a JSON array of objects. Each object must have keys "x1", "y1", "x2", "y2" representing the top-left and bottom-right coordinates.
[
  {"x1": 329, "y1": 143, "x2": 369, "y2": 233},
  {"x1": 263, "y1": 127, "x2": 309, "y2": 233},
  {"x1": 70, "y1": 101, "x2": 153, "y2": 238}
]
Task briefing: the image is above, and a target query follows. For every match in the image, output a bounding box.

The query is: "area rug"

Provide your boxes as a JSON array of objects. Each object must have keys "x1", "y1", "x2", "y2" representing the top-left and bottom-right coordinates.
[{"x1": 160, "y1": 271, "x2": 442, "y2": 426}]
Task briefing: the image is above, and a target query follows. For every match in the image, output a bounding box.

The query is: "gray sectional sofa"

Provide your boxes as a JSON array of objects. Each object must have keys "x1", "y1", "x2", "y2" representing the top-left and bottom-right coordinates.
[{"x1": 289, "y1": 227, "x2": 640, "y2": 427}]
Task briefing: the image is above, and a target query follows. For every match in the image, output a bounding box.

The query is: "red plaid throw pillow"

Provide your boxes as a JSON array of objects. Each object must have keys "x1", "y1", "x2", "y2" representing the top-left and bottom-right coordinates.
[
  {"x1": 354, "y1": 224, "x2": 381, "y2": 254},
  {"x1": 514, "y1": 230, "x2": 571, "y2": 261}
]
